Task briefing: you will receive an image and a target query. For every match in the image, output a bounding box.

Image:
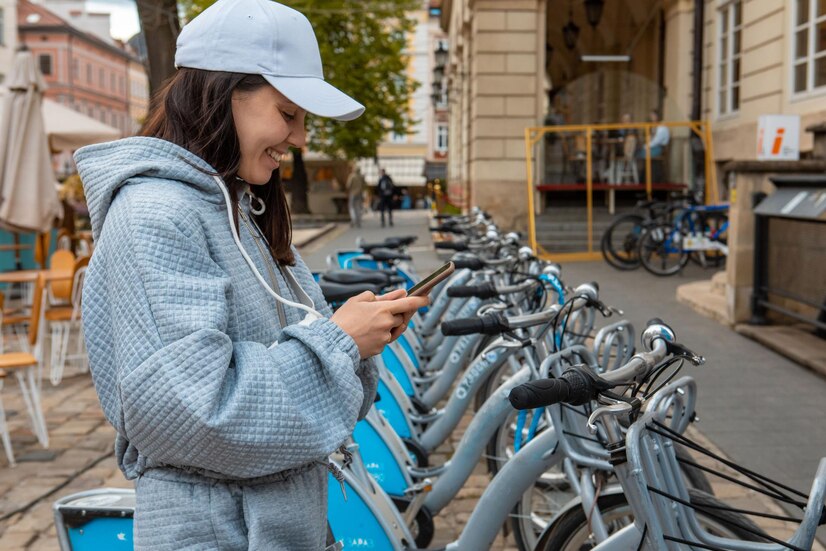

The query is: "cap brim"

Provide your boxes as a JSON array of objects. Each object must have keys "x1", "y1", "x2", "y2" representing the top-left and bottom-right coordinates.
[{"x1": 263, "y1": 75, "x2": 364, "y2": 121}]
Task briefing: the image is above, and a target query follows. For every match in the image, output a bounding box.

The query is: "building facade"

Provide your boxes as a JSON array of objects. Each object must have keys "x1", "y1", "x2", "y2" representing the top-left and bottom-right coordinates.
[
  {"x1": 439, "y1": 0, "x2": 826, "y2": 228},
  {"x1": 18, "y1": 0, "x2": 138, "y2": 137},
  {"x1": 359, "y1": 0, "x2": 446, "y2": 197},
  {"x1": 0, "y1": 0, "x2": 18, "y2": 84},
  {"x1": 128, "y1": 57, "x2": 149, "y2": 133}
]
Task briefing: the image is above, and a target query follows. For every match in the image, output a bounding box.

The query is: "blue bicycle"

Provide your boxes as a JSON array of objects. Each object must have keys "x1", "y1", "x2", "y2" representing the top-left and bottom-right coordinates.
[{"x1": 637, "y1": 203, "x2": 729, "y2": 276}]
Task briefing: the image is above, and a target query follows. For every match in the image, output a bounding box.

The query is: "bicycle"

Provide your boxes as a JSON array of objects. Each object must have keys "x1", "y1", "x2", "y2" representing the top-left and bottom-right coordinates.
[{"x1": 637, "y1": 203, "x2": 729, "y2": 276}]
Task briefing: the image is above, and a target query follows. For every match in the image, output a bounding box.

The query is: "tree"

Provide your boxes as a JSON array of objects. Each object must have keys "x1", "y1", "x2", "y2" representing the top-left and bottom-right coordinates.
[
  {"x1": 137, "y1": 0, "x2": 181, "y2": 104},
  {"x1": 181, "y1": 0, "x2": 420, "y2": 212}
]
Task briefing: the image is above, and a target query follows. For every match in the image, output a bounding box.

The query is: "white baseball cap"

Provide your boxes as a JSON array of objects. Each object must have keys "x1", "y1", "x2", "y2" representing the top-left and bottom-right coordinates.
[{"x1": 175, "y1": 0, "x2": 365, "y2": 121}]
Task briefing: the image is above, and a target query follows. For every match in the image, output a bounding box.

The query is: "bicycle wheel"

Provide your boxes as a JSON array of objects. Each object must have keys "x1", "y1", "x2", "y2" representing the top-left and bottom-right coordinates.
[
  {"x1": 509, "y1": 444, "x2": 714, "y2": 551},
  {"x1": 638, "y1": 223, "x2": 689, "y2": 276},
  {"x1": 600, "y1": 214, "x2": 646, "y2": 270},
  {"x1": 536, "y1": 489, "x2": 767, "y2": 551}
]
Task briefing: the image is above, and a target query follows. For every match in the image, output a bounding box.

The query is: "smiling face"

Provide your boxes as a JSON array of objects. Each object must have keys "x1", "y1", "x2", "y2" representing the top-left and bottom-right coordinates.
[{"x1": 232, "y1": 85, "x2": 307, "y2": 184}]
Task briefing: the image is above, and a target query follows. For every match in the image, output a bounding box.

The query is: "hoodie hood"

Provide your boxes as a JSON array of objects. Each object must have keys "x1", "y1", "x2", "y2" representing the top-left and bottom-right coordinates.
[{"x1": 75, "y1": 137, "x2": 224, "y2": 241}]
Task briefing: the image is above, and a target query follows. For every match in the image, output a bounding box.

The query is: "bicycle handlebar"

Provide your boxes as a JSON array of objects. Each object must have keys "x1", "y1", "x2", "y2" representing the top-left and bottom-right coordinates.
[
  {"x1": 441, "y1": 312, "x2": 509, "y2": 336},
  {"x1": 446, "y1": 282, "x2": 497, "y2": 299},
  {"x1": 446, "y1": 279, "x2": 535, "y2": 300},
  {"x1": 434, "y1": 241, "x2": 469, "y2": 251},
  {"x1": 452, "y1": 257, "x2": 485, "y2": 271},
  {"x1": 441, "y1": 282, "x2": 598, "y2": 337},
  {"x1": 508, "y1": 320, "x2": 676, "y2": 410}
]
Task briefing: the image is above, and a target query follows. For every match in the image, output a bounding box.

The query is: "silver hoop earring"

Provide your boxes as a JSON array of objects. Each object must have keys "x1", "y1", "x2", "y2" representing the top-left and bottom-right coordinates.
[{"x1": 249, "y1": 194, "x2": 266, "y2": 215}]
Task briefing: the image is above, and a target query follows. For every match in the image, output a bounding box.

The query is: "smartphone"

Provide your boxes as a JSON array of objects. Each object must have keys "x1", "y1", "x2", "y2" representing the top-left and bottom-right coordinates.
[{"x1": 407, "y1": 262, "x2": 455, "y2": 297}]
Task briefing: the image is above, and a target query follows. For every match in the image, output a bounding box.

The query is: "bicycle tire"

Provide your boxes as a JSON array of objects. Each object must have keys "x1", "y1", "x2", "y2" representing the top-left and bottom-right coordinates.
[
  {"x1": 601, "y1": 214, "x2": 646, "y2": 271},
  {"x1": 508, "y1": 444, "x2": 714, "y2": 551},
  {"x1": 638, "y1": 223, "x2": 689, "y2": 276},
  {"x1": 535, "y1": 489, "x2": 768, "y2": 551}
]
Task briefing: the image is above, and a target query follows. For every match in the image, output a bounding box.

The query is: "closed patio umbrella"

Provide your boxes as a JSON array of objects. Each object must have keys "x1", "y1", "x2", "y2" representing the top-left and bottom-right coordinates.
[
  {"x1": 0, "y1": 47, "x2": 60, "y2": 233},
  {"x1": 43, "y1": 98, "x2": 121, "y2": 152}
]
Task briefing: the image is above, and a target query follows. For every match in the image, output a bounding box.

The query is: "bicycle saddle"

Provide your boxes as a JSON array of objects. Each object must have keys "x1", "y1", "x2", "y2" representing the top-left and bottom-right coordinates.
[
  {"x1": 323, "y1": 270, "x2": 403, "y2": 286},
  {"x1": 369, "y1": 248, "x2": 412, "y2": 262},
  {"x1": 319, "y1": 281, "x2": 382, "y2": 303}
]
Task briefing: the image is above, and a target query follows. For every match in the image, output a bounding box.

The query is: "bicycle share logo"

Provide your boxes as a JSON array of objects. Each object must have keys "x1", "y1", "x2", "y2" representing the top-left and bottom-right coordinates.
[
  {"x1": 454, "y1": 350, "x2": 500, "y2": 400},
  {"x1": 448, "y1": 336, "x2": 472, "y2": 365}
]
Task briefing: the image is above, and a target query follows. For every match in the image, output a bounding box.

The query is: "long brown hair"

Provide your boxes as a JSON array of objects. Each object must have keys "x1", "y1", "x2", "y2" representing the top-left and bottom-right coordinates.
[{"x1": 142, "y1": 68, "x2": 295, "y2": 265}]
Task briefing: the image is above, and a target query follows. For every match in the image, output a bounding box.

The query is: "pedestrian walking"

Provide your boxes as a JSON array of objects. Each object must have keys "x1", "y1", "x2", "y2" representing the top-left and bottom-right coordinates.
[
  {"x1": 346, "y1": 165, "x2": 365, "y2": 228},
  {"x1": 73, "y1": 1, "x2": 427, "y2": 549},
  {"x1": 377, "y1": 168, "x2": 397, "y2": 227}
]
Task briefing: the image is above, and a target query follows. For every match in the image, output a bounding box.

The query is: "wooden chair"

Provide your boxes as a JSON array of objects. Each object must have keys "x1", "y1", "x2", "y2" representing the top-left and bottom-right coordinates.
[
  {"x1": 46, "y1": 256, "x2": 90, "y2": 385},
  {"x1": 0, "y1": 368, "x2": 13, "y2": 466},
  {"x1": 48, "y1": 249, "x2": 76, "y2": 306},
  {"x1": 0, "y1": 273, "x2": 50, "y2": 461},
  {"x1": 615, "y1": 133, "x2": 639, "y2": 183},
  {"x1": 56, "y1": 229, "x2": 72, "y2": 252},
  {"x1": 33, "y1": 232, "x2": 51, "y2": 269},
  {"x1": 0, "y1": 294, "x2": 10, "y2": 464}
]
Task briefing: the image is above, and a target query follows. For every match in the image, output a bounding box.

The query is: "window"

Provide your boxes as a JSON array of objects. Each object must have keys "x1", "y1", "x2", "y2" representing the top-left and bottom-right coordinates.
[
  {"x1": 111, "y1": 74, "x2": 116, "y2": 91},
  {"x1": 793, "y1": 0, "x2": 826, "y2": 93},
  {"x1": 717, "y1": 1, "x2": 742, "y2": 115},
  {"x1": 38, "y1": 54, "x2": 52, "y2": 76},
  {"x1": 0, "y1": 8, "x2": 5, "y2": 46},
  {"x1": 391, "y1": 131, "x2": 407, "y2": 144},
  {"x1": 86, "y1": 64, "x2": 92, "y2": 83},
  {"x1": 71, "y1": 59, "x2": 78, "y2": 80},
  {"x1": 120, "y1": 76, "x2": 125, "y2": 94},
  {"x1": 436, "y1": 124, "x2": 448, "y2": 152},
  {"x1": 99, "y1": 68, "x2": 105, "y2": 87}
]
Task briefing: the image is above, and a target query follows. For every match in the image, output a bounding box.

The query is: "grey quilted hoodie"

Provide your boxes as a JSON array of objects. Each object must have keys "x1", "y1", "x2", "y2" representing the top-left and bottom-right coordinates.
[{"x1": 75, "y1": 137, "x2": 378, "y2": 549}]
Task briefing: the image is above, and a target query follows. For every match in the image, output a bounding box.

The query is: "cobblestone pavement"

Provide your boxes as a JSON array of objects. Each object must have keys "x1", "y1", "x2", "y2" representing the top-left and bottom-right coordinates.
[{"x1": 0, "y1": 209, "x2": 822, "y2": 550}]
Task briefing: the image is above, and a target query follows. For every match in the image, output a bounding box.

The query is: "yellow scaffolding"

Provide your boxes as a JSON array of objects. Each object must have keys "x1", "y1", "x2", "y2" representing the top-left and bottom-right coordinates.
[{"x1": 524, "y1": 120, "x2": 719, "y2": 262}]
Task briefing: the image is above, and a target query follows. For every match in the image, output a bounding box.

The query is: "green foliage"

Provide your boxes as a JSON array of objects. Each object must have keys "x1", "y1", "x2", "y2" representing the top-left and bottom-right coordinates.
[{"x1": 181, "y1": 0, "x2": 421, "y2": 160}]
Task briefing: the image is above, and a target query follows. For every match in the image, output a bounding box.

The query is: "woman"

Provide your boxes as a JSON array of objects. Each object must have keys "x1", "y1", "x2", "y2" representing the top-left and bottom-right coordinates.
[{"x1": 74, "y1": 0, "x2": 427, "y2": 549}]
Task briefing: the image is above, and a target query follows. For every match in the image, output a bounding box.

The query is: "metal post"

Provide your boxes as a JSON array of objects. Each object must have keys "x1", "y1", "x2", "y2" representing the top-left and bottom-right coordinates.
[
  {"x1": 750, "y1": 192, "x2": 769, "y2": 325},
  {"x1": 644, "y1": 125, "x2": 652, "y2": 199},
  {"x1": 586, "y1": 128, "x2": 593, "y2": 253},
  {"x1": 525, "y1": 128, "x2": 538, "y2": 253}
]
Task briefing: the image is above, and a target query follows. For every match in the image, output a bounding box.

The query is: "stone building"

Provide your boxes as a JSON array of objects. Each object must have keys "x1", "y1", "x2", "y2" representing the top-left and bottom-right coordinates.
[
  {"x1": 0, "y1": 0, "x2": 18, "y2": 84},
  {"x1": 439, "y1": 0, "x2": 826, "y2": 229},
  {"x1": 18, "y1": 0, "x2": 139, "y2": 136}
]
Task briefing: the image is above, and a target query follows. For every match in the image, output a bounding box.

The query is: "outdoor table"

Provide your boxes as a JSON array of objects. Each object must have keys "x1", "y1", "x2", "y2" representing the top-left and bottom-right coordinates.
[
  {"x1": 0, "y1": 269, "x2": 73, "y2": 284},
  {"x1": 0, "y1": 268, "x2": 75, "y2": 387}
]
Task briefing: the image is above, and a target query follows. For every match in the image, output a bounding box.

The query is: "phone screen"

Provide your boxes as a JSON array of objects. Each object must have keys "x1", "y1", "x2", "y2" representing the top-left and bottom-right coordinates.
[{"x1": 407, "y1": 262, "x2": 455, "y2": 297}]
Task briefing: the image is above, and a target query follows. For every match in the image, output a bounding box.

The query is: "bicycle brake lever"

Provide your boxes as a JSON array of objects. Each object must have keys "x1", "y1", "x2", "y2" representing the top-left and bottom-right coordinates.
[
  {"x1": 587, "y1": 402, "x2": 634, "y2": 434},
  {"x1": 666, "y1": 342, "x2": 706, "y2": 366},
  {"x1": 608, "y1": 305, "x2": 624, "y2": 316},
  {"x1": 477, "y1": 302, "x2": 509, "y2": 316}
]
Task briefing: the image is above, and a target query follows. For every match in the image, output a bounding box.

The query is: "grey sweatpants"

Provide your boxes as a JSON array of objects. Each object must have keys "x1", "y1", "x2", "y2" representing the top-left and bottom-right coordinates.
[{"x1": 134, "y1": 464, "x2": 328, "y2": 550}]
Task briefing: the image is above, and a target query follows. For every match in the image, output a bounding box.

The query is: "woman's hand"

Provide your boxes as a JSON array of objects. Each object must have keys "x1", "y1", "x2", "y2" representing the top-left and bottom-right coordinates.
[{"x1": 331, "y1": 289, "x2": 429, "y2": 359}]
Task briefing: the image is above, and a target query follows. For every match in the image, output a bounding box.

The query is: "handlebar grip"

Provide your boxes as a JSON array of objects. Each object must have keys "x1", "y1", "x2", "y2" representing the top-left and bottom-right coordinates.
[
  {"x1": 452, "y1": 257, "x2": 485, "y2": 271},
  {"x1": 434, "y1": 241, "x2": 469, "y2": 251},
  {"x1": 440, "y1": 313, "x2": 509, "y2": 336},
  {"x1": 508, "y1": 368, "x2": 597, "y2": 409},
  {"x1": 508, "y1": 378, "x2": 571, "y2": 410},
  {"x1": 429, "y1": 225, "x2": 466, "y2": 235},
  {"x1": 446, "y1": 282, "x2": 497, "y2": 299},
  {"x1": 647, "y1": 318, "x2": 666, "y2": 327}
]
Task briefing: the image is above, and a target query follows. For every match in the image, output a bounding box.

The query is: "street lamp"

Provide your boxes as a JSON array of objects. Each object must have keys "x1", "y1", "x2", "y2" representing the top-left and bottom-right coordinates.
[
  {"x1": 562, "y1": 0, "x2": 579, "y2": 50},
  {"x1": 434, "y1": 42, "x2": 448, "y2": 68},
  {"x1": 563, "y1": 18, "x2": 579, "y2": 50},
  {"x1": 433, "y1": 64, "x2": 444, "y2": 84},
  {"x1": 584, "y1": 0, "x2": 605, "y2": 27}
]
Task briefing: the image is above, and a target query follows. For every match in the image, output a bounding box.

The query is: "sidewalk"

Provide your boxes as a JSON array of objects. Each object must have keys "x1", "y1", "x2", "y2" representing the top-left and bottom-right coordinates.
[{"x1": 0, "y1": 209, "x2": 822, "y2": 548}]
